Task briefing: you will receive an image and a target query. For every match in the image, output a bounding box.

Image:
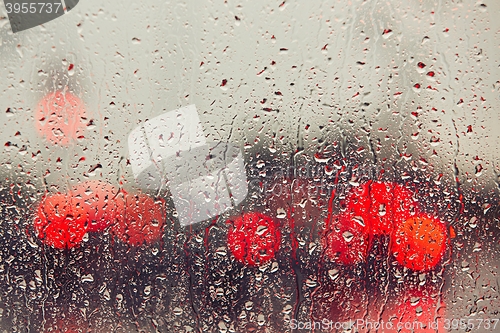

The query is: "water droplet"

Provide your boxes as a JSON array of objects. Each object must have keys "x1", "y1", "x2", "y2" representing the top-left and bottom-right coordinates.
[
  {"x1": 349, "y1": 176, "x2": 360, "y2": 186},
  {"x1": 245, "y1": 301, "x2": 253, "y2": 310},
  {"x1": 81, "y1": 274, "x2": 94, "y2": 283},
  {"x1": 309, "y1": 242, "x2": 317, "y2": 254},
  {"x1": 257, "y1": 314, "x2": 266, "y2": 326},
  {"x1": 215, "y1": 247, "x2": 227, "y2": 256},
  {"x1": 473, "y1": 242, "x2": 482, "y2": 252},
  {"x1": 410, "y1": 296, "x2": 421, "y2": 306},
  {"x1": 305, "y1": 279, "x2": 317, "y2": 287},
  {"x1": 483, "y1": 203, "x2": 491, "y2": 214},
  {"x1": 430, "y1": 136, "x2": 441, "y2": 146},
  {"x1": 352, "y1": 216, "x2": 365, "y2": 227},
  {"x1": 270, "y1": 262, "x2": 279, "y2": 273},
  {"x1": 475, "y1": 164, "x2": 483, "y2": 177},
  {"x1": 461, "y1": 261, "x2": 470, "y2": 271},
  {"x1": 342, "y1": 231, "x2": 354, "y2": 242},
  {"x1": 469, "y1": 217, "x2": 477, "y2": 228},
  {"x1": 328, "y1": 269, "x2": 339, "y2": 280},
  {"x1": 276, "y1": 208, "x2": 286, "y2": 219},
  {"x1": 415, "y1": 306, "x2": 423, "y2": 316},
  {"x1": 218, "y1": 321, "x2": 228, "y2": 333},
  {"x1": 378, "y1": 204, "x2": 386, "y2": 217}
]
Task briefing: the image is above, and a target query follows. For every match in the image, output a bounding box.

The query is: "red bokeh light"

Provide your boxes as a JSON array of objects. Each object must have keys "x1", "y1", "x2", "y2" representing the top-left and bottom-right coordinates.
[
  {"x1": 391, "y1": 214, "x2": 447, "y2": 272},
  {"x1": 323, "y1": 213, "x2": 370, "y2": 265},
  {"x1": 227, "y1": 212, "x2": 281, "y2": 267},
  {"x1": 388, "y1": 287, "x2": 447, "y2": 333},
  {"x1": 34, "y1": 193, "x2": 88, "y2": 249},
  {"x1": 324, "y1": 181, "x2": 447, "y2": 271},
  {"x1": 71, "y1": 180, "x2": 125, "y2": 232},
  {"x1": 343, "y1": 181, "x2": 416, "y2": 235},
  {"x1": 35, "y1": 90, "x2": 86, "y2": 146},
  {"x1": 111, "y1": 192, "x2": 165, "y2": 246}
]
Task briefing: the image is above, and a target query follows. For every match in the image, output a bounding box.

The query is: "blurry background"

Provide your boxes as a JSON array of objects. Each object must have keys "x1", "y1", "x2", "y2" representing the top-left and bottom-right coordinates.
[{"x1": 0, "y1": 0, "x2": 498, "y2": 332}]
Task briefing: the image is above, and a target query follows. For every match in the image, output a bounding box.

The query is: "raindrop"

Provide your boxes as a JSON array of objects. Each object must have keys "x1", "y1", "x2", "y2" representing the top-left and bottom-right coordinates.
[
  {"x1": 430, "y1": 136, "x2": 440, "y2": 146},
  {"x1": 245, "y1": 301, "x2": 253, "y2": 310},
  {"x1": 415, "y1": 306, "x2": 423, "y2": 316},
  {"x1": 270, "y1": 262, "x2": 279, "y2": 273},
  {"x1": 475, "y1": 164, "x2": 483, "y2": 177},
  {"x1": 473, "y1": 242, "x2": 482, "y2": 252},
  {"x1": 82, "y1": 233, "x2": 89, "y2": 242},
  {"x1": 218, "y1": 321, "x2": 228, "y2": 333},
  {"x1": 276, "y1": 208, "x2": 286, "y2": 219},
  {"x1": 469, "y1": 217, "x2": 477, "y2": 228},
  {"x1": 483, "y1": 203, "x2": 491, "y2": 214},
  {"x1": 257, "y1": 314, "x2": 266, "y2": 326},
  {"x1": 461, "y1": 261, "x2": 470, "y2": 271},
  {"x1": 349, "y1": 176, "x2": 360, "y2": 186},
  {"x1": 342, "y1": 231, "x2": 354, "y2": 243},
  {"x1": 305, "y1": 279, "x2": 317, "y2": 287},
  {"x1": 314, "y1": 153, "x2": 330, "y2": 163},
  {"x1": 282, "y1": 304, "x2": 293, "y2": 314},
  {"x1": 382, "y1": 29, "x2": 393, "y2": 39},
  {"x1": 378, "y1": 203, "x2": 386, "y2": 217},
  {"x1": 81, "y1": 274, "x2": 94, "y2": 283},
  {"x1": 309, "y1": 242, "x2": 317, "y2": 255},
  {"x1": 352, "y1": 216, "x2": 365, "y2": 227},
  {"x1": 256, "y1": 225, "x2": 269, "y2": 236},
  {"x1": 328, "y1": 269, "x2": 339, "y2": 281},
  {"x1": 215, "y1": 247, "x2": 227, "y2": 256}
]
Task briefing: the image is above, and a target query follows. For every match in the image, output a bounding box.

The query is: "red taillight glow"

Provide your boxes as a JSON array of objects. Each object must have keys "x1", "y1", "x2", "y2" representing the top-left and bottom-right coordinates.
[
  {"x1": 392, "y1": 215, "x2": 447, "y2": 272},
  {"x1": 72, "y1": 180, "x2": 124, "y2": 232},
  {"x1": 323, "y1": 181, "x2": 448, "y2": 271},
  {"x1": 35, "y1": 90, "x2": 86, "y2": 146},
  {"x1": 111, "y1": 192, "x2": 165, "y2": 246},
  {"x1": 34, "y1": 193, "x2": 88, "y2": 249},
  {"x1": 227, "y1": 212, "x2": 281, "y2": 267}
]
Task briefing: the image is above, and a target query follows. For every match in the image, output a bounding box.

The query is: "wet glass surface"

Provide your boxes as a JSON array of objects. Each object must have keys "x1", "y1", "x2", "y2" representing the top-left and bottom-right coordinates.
[{"x1": 0, "y1": 0, "x2": 499, "y2": 332}]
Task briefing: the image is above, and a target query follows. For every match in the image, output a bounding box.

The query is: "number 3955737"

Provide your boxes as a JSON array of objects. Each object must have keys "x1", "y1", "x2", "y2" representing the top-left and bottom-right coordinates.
[{"x1": 5, "y1": 2, "x2": 62, "y2": 14}]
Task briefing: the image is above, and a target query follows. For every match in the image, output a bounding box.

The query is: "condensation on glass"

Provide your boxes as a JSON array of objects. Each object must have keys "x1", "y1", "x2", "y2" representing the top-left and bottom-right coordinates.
[{"x1": 0, "y1": 0, "x2": 498, "y2": 332}]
